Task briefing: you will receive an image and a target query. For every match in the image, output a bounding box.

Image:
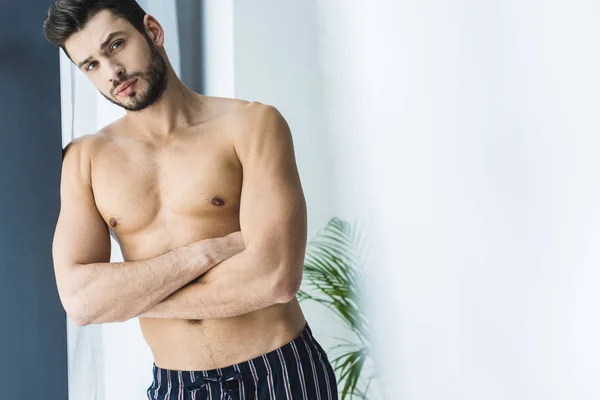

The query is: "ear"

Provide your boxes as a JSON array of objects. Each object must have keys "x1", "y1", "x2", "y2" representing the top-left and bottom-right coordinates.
[{"x1": 143, "y1": 14, "x2": 165, "y2": 48}]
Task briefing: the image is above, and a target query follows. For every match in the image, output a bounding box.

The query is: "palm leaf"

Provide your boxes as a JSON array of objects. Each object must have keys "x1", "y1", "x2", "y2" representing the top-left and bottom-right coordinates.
[{"x1": 298, "y1": 217, "x2": 376, "y2": 399}]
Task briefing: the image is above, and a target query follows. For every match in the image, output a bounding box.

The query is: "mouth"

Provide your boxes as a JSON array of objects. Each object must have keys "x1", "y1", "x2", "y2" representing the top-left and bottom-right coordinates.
[{"x1": 116, "y1": 78, "x2": 138, "y2": 97}]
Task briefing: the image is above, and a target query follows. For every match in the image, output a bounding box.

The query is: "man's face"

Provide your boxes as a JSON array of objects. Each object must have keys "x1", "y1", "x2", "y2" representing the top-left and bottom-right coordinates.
[{"x1": 65, "y1": 10, "x2": 167, "y2": 112}]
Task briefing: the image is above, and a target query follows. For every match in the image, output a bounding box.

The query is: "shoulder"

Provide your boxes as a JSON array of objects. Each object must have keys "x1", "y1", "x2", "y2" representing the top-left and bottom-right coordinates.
[
  {"x1": 242, "y1": 101, "x2": 286, "y2": 123},
  {"x1": 61, "y1": 127, "x2": 116, "y2": 189},
  {"x1": 197, "y1": 95, "x2": 250, "y2": 120},
  {"x1": 200, "y1": 95, "x2": 287, "y2": 127},
  {"x1": 231, "y1": 101, "x2": 290, "y2": 141},
  {"x1": 62, "y1": 133, "x2": 95, "y2": 162},
  {"x1": 62, "y1": 129, "x2": 111, "y2": 161},
  {"x1": 60, "y1": 134, "x2": 95, "y2": 190},
  {"x1": 229, "y1": 101, "x2": 295, "y2": 165}
]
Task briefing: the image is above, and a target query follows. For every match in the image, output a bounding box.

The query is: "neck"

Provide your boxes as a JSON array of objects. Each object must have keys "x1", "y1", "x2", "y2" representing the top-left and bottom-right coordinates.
[{"x1": 123, "y1": 68, "x2": 204, "y2": 142}]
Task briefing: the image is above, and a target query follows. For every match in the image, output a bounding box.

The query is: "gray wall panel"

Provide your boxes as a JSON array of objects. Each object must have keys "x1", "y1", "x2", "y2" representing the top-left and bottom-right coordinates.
[{"x1": 0, "y1": 1, "x2": 68, "y2": 399}]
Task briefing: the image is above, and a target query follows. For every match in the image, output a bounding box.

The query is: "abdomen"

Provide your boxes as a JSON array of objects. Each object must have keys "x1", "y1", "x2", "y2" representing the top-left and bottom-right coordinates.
[{"x1": 139, "y1": 299, "x2": 306, "y2": 371}]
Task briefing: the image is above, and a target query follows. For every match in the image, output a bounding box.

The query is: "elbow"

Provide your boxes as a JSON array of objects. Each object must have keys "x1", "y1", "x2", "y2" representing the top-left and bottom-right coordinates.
[
  {"x1": 62, "y1": 291, "x2": 100, "y2": 326},
  {"x1": 249, "y1": 243, "x2": 305, "y2": 304},
  {"x1": 72, "y1": 316, "x2": 90, "y2": 327},
  {"x1": 272, "y1": 267, "x2": 303, "y2": 304},
  {"x1": 63, "y1": 299, "x2": 92, "y2": 327},
  {"x1": 65, "y1": 302, "x2": 123, "y2": 326},
  {"x1": 57, "y1": 273, "x2": 95, "y2": 326}
]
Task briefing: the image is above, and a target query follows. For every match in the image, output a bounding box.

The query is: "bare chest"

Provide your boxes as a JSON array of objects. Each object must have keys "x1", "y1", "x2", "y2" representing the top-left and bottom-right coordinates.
[{"x1": 90, "y1": 130, "x2": 242, "y2": 244}]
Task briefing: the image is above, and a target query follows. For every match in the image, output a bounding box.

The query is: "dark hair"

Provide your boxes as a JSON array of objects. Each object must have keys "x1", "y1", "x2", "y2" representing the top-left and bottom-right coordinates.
[{"x1": 43, "y1": 0, "x2": 147, "y2": 53}]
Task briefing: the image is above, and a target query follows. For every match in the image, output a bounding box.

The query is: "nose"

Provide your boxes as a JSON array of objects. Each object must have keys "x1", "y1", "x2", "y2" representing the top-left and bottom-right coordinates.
[{"x1": 106, "y1": 62, "x2": 126, "y2": 84}]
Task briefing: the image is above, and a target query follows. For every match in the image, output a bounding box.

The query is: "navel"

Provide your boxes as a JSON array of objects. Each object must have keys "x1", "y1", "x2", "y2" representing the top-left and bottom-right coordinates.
[{"x1": 210, "y1": 196, "x2": 225, "y2": 207}]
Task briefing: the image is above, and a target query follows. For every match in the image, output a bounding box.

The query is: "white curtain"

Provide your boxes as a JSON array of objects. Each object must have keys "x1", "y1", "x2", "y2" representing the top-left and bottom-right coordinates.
[{"x1": 60, "y1": 2, "x2": 180, "y2": 399}]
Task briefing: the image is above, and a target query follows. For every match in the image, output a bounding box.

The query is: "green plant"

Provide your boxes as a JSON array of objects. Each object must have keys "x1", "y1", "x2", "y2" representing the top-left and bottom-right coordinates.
[{"x1": 297, "y1": 217, "x2": 374, "y2": 399}]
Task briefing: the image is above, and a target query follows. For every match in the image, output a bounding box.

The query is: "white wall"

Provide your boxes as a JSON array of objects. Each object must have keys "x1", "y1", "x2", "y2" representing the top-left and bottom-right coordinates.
[
  {"x1": 201, "y1": 0, "x2": 234, "y2": 97},
  {"x1": 316, "y1": 0, "x2": 600, "y2": 399}
]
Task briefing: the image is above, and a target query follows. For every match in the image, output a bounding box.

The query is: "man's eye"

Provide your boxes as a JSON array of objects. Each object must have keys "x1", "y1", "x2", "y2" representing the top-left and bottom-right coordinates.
[
  {"x1": 86, "y1": 62, "x2": 98, "y2": 72},
  {"x1": 111, "y1": 40, "x2": 124, "y2": 51}
]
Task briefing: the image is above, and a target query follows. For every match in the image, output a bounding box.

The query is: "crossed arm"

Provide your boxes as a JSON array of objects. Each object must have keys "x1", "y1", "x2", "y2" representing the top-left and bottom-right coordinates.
[
  {"x1": 53, "y1": 103, "x2": 306, "y2": 325},
  {"x1": 139, "y1": 103, "x2": 306, "y2": 319},
  {"x1": 137, "y1": 103, "x2": 307, "y2": 320}
]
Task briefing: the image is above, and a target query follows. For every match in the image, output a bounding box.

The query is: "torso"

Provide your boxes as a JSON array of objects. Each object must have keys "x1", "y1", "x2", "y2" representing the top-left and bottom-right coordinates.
[{"x1": 86, "y1": 96, "x2": 306, "y2": 370}]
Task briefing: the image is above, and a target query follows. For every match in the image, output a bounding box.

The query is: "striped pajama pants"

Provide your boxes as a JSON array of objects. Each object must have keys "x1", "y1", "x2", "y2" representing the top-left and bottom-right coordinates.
[{"x1": 146, "y1": 324, "x2": 338, "y2": 400}]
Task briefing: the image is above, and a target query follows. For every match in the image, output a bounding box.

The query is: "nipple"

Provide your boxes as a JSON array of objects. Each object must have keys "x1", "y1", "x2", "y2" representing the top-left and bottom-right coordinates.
[
  {"x1": 210, "y1": 196, "x2": 225, "y2": 207},
  {"x1": 109, "y1": 217, "x2": 118, "y2": 228}
]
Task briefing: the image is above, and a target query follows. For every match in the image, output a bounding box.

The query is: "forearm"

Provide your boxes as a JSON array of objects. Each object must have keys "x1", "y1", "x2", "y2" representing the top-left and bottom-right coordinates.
[
  {"x1": 67, "y1": 242, "x2": 215, "y2": 325},
  {"x1": 139, "y1": 247, "x2": 302, "y2": 320}
]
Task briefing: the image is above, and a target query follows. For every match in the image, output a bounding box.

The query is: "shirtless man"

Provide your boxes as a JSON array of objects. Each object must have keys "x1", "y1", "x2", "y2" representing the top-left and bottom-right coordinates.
[{"x1": 44, "y1": 1, "x2": 337, "y2": 398}]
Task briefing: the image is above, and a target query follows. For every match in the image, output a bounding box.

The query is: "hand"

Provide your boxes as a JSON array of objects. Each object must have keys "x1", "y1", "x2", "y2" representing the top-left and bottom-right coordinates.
[
  {"x1": 187, "y1": 231, "x2": 245, "y2": 275},
  {"x1": 217, "y1": 231, "x2": 246, "y2": 263}
]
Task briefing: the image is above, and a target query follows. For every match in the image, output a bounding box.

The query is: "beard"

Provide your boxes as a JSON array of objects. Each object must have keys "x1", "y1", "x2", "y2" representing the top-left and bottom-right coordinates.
[{"x1": 101, "y1": 35, "x2": 168, "y2": 112}]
